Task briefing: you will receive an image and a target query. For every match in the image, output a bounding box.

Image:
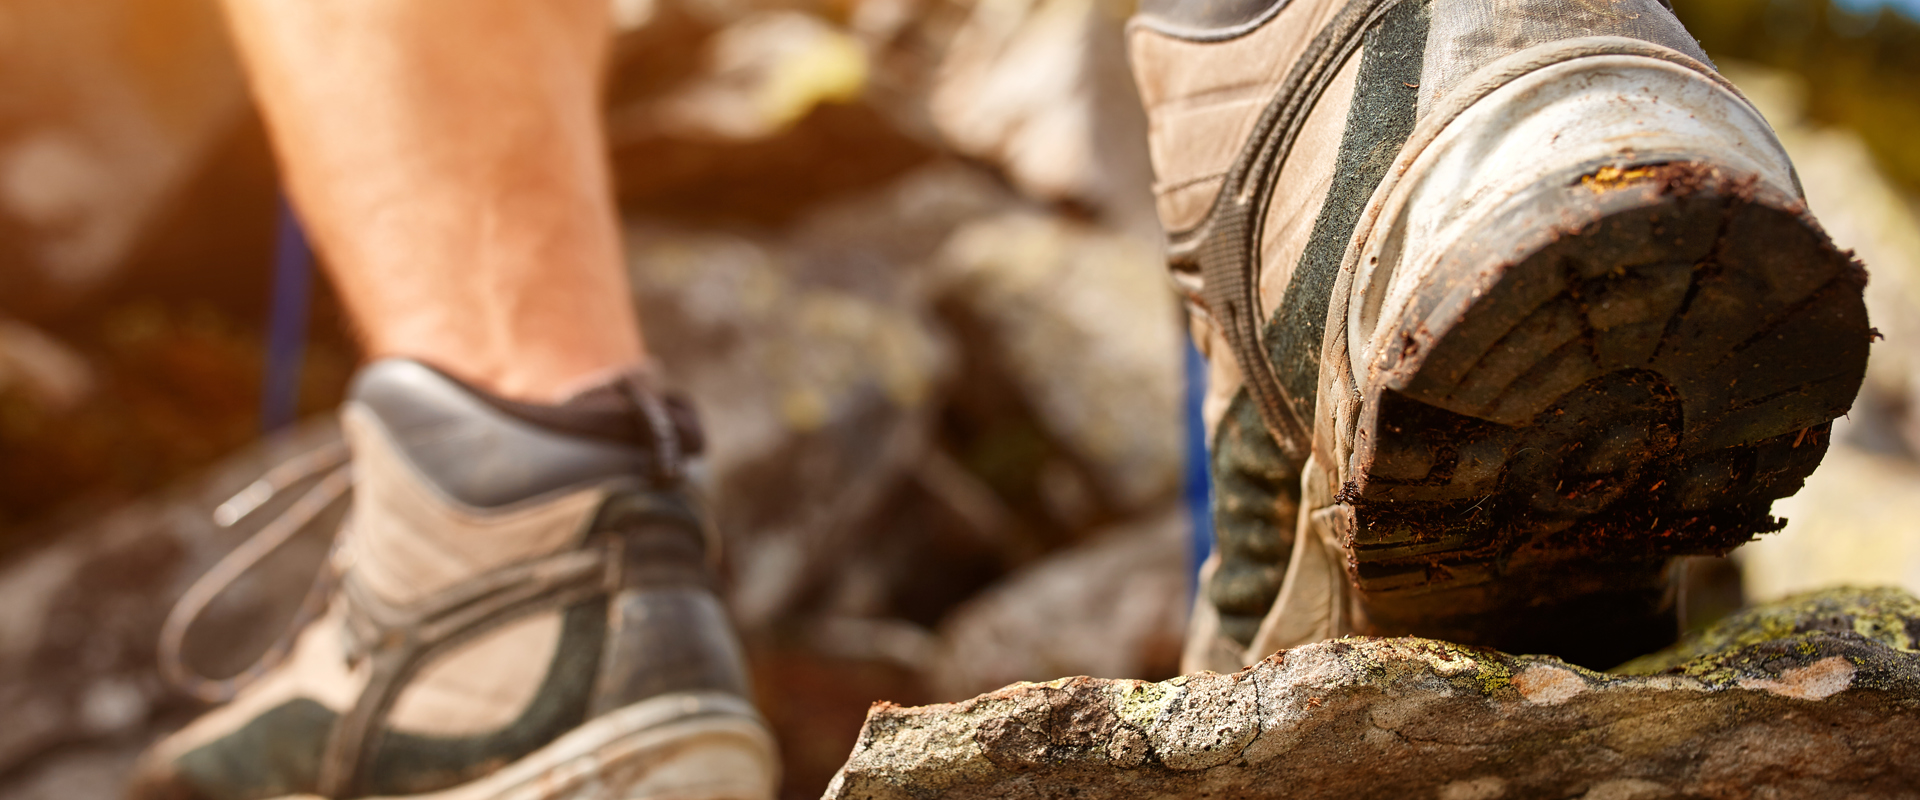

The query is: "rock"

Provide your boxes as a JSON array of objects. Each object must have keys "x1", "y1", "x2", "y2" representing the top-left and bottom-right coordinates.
[
  {"x1": 0, "y1": 0, "x2": 246, "y2": 308},
  {"x1": 926, "y1": 503, "x2": 1189, "y2": 699},
  {"x1": 827, "y1": 587, "x2": 1920, "y2": 799},
  {"x1": 623, "y1": 165, "x2": 991, "y2": 627},
  {"x1": 602, "y1": 0, "x2": 943, "y2": 226},
  {"x1": 928, "y1": 0, "x2": 1159, "y2": 230},
  {"x1": 629, "y1": 217, "x2": 949, "y2": 627},
  {"x1": 622, "y1": 11, "x2": 872, "y2": 142},
  {"x1": 1614, "y1": 585, "x2": 1920, "y2": 675},
  {"x1": 933, "y1": 212, "x2": 1183, "y2": 517},
  {"x1": 0, "y1": 740, "x2": 144, "y2": 800},
  {"x1": 0, "y1": 317, "x2": 94, "y2": 411},
  {"x1": 627, "y1": 161, "x2": 1189, "y2": 628}
]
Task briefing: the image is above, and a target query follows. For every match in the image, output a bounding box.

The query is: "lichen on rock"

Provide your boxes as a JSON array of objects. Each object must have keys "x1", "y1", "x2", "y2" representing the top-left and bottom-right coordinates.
[
  {"x1": 828, "y1": 587, "x2": 1920, "y2": 799},
  {"x1": 1616, "y1": 585, "x2": 1920, "y2": 696}
]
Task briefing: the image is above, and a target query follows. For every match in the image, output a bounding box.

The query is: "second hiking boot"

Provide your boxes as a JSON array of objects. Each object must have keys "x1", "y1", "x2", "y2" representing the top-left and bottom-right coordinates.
[
  {"x1": 129, "y1": 360, "x2": 777, "y2": 800},
  {"x1": 1131, "y1": 0, "x2": 1872, "y2": 669}
]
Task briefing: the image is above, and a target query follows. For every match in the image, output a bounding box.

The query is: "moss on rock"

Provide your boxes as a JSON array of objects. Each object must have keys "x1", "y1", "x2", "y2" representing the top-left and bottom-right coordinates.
[
  {"x1": 832, "y1": 587, "x2": 1920, "y2": 799},
  {"x1": 1616, "y1": 585, "x2": 1920, "y2": 676}
]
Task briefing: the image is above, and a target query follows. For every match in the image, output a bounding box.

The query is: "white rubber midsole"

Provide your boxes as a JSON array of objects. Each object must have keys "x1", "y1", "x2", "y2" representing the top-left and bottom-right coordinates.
[{"x1": 273, "y1": 692, "x2": 779, "y2": 800}]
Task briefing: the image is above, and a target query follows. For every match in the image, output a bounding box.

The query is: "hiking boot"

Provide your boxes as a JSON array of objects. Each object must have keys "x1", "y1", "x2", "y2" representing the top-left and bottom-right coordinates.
[
  {"x1": 1132, "y1": 0, "x2": 1873, "y2": 670},
  {"x1": 129, "y1": 359, "x2": 777, "y2": 800}
]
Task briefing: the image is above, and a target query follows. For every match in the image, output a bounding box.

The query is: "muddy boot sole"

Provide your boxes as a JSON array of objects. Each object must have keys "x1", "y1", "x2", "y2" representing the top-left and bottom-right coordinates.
[{"x1": 1342, "y1": 161, "x2": 1870, "y2": 662}]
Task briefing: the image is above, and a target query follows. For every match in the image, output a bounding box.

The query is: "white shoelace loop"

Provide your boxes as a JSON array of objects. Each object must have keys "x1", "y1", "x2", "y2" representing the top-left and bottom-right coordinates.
[{"x1": 159, "y1": 444, "x2": 353, "y2": 703}]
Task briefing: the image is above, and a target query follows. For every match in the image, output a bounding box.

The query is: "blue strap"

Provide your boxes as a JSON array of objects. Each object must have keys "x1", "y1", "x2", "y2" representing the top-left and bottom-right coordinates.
[
  {"x1": 262, "y1": 195, "x2": 314, "y2": 433},
  {"x1": 1184, "y1": 337, "x2": 1214, "y2": 600}
]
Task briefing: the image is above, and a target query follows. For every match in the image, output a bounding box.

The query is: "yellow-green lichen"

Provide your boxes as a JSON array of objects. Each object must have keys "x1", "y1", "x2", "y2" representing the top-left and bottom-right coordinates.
[
  {"x1": 1348, "y1": 637, "x2": 1520, "y2": 697},
  {"x1": 1852, "y1": 606, "x2": 1917, "y2": 651},
  {"x1": 1654, "y1": 631, "x2": 1830, "y2": 686},
  {"x1": 1470, "y1": 658, "x2": 1516, "y2": 695},
  {"x1": 1614, "y1": 587, "x2": 1920, "y2": 678},
  {"x1": 1114, "y1": 681, "x2": 1178, "y2": 730}
]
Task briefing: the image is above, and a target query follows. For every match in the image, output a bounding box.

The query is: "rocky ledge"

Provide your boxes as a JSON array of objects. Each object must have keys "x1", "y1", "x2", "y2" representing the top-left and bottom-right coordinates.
[{"x1": 827, "y1": 587, "x2": 1920, "y2": 799}]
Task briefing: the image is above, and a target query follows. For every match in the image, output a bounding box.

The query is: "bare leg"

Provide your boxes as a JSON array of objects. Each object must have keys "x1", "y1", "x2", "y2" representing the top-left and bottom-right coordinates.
[
  {"x1": 129, "y1": 6, "x2": 781, "y2": 799},
  {"x1": 222, "y1": 0, "x2": 641, "y2": 403}
]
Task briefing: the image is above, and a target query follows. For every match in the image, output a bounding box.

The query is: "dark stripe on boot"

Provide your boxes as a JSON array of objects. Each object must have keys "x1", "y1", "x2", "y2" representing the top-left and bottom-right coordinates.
[
  {"x1": 1207, "y1": 389, "x2": 1304, "y2": 645},
  {"x1": 1264, "y1": 0, "x2": 1430, "y2": 424},
  {"x1": 174, "y1": 603, "x2": 604, "y2": 800},
  {"x1": 362, "y1": 602, "x2": 606, "y2": 797}
]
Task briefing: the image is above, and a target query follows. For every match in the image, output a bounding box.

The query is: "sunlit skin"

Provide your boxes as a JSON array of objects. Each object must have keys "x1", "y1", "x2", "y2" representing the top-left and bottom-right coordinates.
[{"x1": 220, "y1": 0, "x2": 643, "y2": 403}]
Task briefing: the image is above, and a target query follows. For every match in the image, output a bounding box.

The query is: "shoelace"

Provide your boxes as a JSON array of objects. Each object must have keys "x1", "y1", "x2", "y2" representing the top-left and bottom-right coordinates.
[
  {"x1": 159, "y1": 372, "x2": 693, "y2": 703},
  {"x1": 159, "y1": 441, "x2": 354, "y2": 703},
  {"x1": 619, "y1": 371, "x2": 685, "y2": 484}
]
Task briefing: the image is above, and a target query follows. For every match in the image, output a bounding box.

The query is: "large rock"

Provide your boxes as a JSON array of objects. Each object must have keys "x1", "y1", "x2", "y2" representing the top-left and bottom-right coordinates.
[
  {"x1": 624, "y1": 164, "x2": 995, "y2": 626},
  {"x1": 828, "y1": 587, "x2": 1920, "y2": 799},
  {"x1": 926, "y1": 504, "x2": 1189, "y2": 700},
  {"x1": 933, "y1": 212, "x2": 1183, "y2": 517},
  {"x1": 928, "y1": 0, "x2": 1158, "y2": 231},
  {"x1": 627, "y1": 161, "x2": 1188, "y2": 628}
]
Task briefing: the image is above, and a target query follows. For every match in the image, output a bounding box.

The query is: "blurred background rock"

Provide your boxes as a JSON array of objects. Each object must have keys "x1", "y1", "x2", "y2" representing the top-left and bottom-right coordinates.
[{"x1": 0, "y1": 0, "x2": 1917, "y2": 797}]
